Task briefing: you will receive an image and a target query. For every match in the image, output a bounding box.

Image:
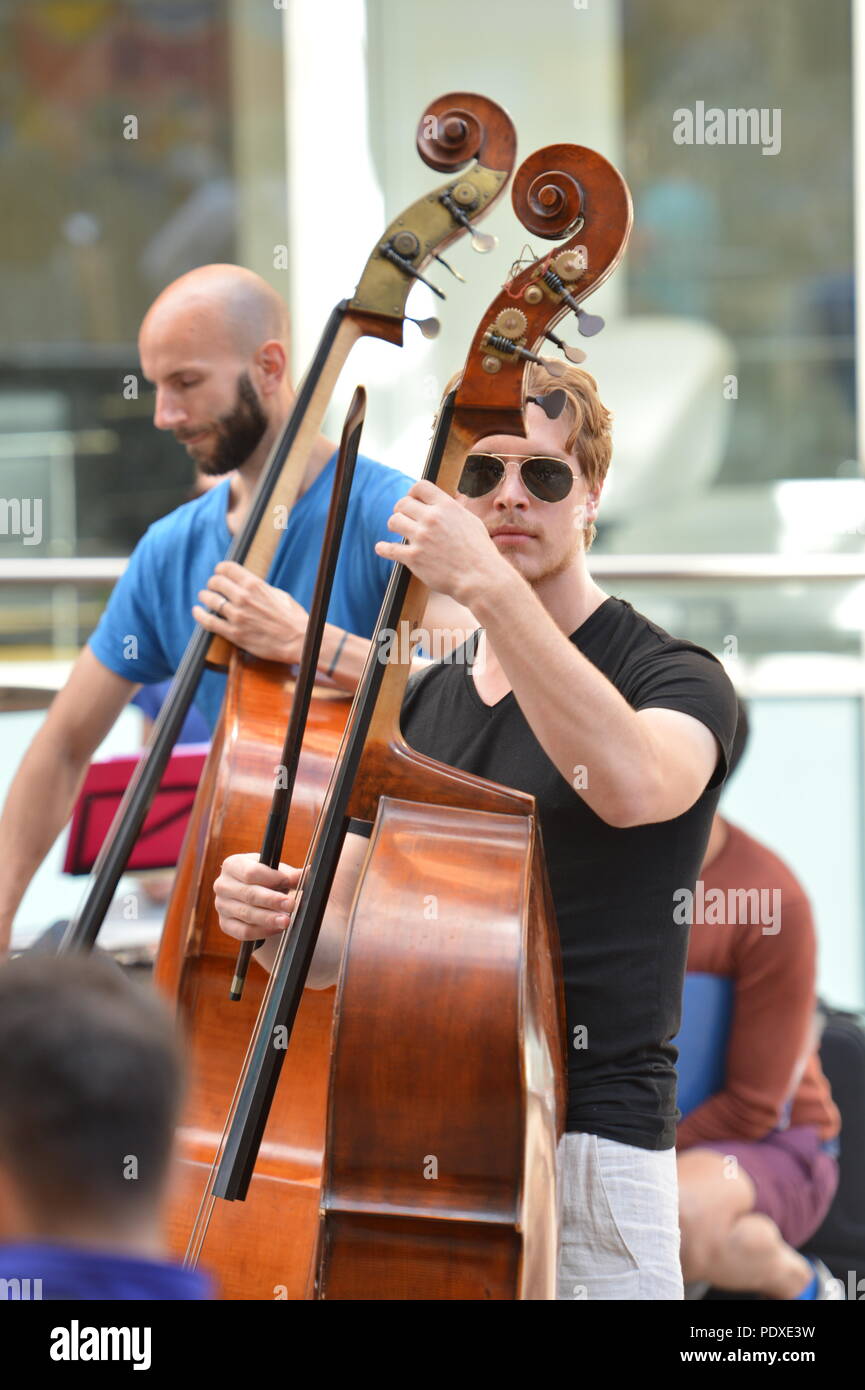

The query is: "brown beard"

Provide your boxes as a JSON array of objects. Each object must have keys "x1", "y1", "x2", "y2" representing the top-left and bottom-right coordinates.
[{"x1": 196, "y1": 371, "x2": 269, "y2": 475}]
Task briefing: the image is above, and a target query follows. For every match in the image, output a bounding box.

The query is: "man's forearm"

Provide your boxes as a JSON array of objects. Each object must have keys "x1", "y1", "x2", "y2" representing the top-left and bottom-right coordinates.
[
  {"x1": 317, "y1": 593, "x2": 475, "y2": 692},
  {"x1": 253, "y1": 830, "x2": 369, "y2": 985},
  {"x1": 471, "y1": 570, "x2": 661, "y2": 827},
  {"x1": 252, "y1": 890, "x2": 349, "y2": 986},
  {"x1": 0, "y1": 733, "x2": 92, "y2": 949},
  {"x1": 316, "y1": 622, "x2": 369, "y2": 691}
]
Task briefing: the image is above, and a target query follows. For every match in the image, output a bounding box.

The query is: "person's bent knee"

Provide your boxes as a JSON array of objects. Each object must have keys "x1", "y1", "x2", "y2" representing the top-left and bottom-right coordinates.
[
  {"x1": 677, "y1": 1149, "x2": 755, "y2": 1279},
  {"x1": 725, "y1": 1210, "x2": 785, "y2": 1262}
]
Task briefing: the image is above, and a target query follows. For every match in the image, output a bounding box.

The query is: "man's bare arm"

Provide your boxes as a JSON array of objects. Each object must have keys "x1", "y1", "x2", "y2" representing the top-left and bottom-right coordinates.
[
  {"x1": 0, "y1": 648, "x2": 139, "y2": 951},
  {"x1": 470, "y1": 570, "x2": 720, "y2": 826},
  {"x1": 376, "y1": 482, "x2": 723, "y2": 828}
]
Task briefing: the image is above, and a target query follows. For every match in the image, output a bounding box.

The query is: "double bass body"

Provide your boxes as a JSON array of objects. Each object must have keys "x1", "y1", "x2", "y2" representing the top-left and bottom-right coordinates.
[
  {"x1": 156, "y1": 660, "x2": 566, "y2": 1299},
  {"x1": 318, "y1": 793, "x2": 566, "y2": 1300},
  {"x1": 154, "y1": 656, "x2": 352, "y2": 1299}
]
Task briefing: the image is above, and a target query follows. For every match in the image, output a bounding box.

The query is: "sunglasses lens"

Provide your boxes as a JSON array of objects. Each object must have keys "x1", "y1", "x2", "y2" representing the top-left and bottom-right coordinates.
[
  {"x1": 523, "y1": 457, "x2": 574, "y2": 502},
  {"x1": 458, "y1": 454, "x2": 504, "y2": 498}
]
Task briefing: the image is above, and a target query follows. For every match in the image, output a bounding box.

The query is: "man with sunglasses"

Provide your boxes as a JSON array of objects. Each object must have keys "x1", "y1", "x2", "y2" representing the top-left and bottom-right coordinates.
[{"x1": 213, "y1": 362, "x2": 739, "y2": 1301}]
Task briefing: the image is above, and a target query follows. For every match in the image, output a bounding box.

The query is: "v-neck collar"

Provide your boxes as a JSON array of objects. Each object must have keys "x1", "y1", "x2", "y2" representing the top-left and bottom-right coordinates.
[{"x1": 463, "y1": 595, "x2": 617, "y2": 714}]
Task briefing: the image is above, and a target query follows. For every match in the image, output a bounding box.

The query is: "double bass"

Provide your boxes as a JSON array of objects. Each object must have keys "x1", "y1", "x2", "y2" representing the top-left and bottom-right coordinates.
[
  {"x1": 147, "y1": 95, "x2": 518, "y2": 1297},
  {"x1": 179, "y1": 143, "x2": 633, "y2": 1299}
]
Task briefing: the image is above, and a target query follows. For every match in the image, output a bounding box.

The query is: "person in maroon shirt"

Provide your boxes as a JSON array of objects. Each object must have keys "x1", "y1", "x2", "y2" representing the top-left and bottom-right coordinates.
[{"x1": 676, "y1": 701, "x2": 842, "y2": 1300}]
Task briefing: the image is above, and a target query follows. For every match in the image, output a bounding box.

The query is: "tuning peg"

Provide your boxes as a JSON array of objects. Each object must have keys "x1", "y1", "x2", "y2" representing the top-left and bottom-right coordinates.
[
  {"x1": 515, "y1": 345, "x2": 566, "y2": 375},
  {"x1": 483, "y1": 329, "x2": 568, "y2": 377},
  {"x1": 528, "y1": 389, "x2": 568, "y2": 421},
  {"x1": 406, "y1": 316, "x2": 441, "y2": 339},
  {"x1": 544, "y1": 328, "x2": 587, "y2": 364},
  {"x1": 381, "y1": 243, "x2": 446, "y2": 299},
  {"x1": 434, "y1": 254, "x2": 466, "y2": 283},
  {"x1": 441, "y1": 187, "x2": 497, "y2": 254},
  {"x1": 469, "y1": 228, "x2": 497, "y2": 254},
  {"x1": 576, "y1": 308, "x2": 605, "y2": 337},
  {"x1": 541, "y1": 266, "x2": 606, "y2": 337}
]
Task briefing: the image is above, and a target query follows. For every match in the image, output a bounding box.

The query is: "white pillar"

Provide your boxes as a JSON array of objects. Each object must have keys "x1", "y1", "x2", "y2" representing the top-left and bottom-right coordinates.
[{"x1": 282, "y1": 0, "x2": 385, "y2": 406}]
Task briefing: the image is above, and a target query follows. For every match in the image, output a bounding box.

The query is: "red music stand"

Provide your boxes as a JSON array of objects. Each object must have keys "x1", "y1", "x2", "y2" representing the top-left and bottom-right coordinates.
[{"x1": 63, "y1": 744, "x2": 210, "y2": 875}]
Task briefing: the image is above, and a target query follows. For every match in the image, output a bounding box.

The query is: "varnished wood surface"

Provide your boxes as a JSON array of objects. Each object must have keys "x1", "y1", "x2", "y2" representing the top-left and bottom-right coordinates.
[
  {"x1": 317, "y1": 797, "x2": 566, "y2": 1299},
  {"x1": 154, "y1": 657, "x2": 352, "y2": 1299},
  {"x1": 456, "y1": 143, "x2": 633, "y2": 439}
]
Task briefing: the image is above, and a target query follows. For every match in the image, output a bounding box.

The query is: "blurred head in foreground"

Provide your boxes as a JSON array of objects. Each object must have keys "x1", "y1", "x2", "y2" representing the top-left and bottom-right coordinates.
[{"x1": 0, "y1": 952, "x2": 184, "y2": 1254}]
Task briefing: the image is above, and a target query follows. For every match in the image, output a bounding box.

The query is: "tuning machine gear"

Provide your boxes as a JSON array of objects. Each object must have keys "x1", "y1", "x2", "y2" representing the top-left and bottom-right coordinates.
[
  {"x1": 492, "y1": 307, "x2": 528, "y2": 340},
  {"x1": 536, "y1": 258, "x2": 605, "y2": 337},
  {"x1": 550, "y1": 249, "x2": 587, "y2": 282},
  {"x1": 481, "y1": 310, "x2": 566, "y2": 377}
]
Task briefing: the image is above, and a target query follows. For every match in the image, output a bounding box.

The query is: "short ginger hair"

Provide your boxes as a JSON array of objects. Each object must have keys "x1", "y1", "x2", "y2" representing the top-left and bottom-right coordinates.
[{"x1": 524, "y1": 362, "x2": 613, "y2": 550}]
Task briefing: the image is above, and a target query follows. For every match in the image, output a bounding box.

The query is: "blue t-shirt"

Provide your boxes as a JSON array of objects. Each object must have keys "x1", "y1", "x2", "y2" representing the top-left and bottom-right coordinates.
[
  {"x1": 130, "y1": 680, "x2": 212, "y2": 745},
  {"x1": 88, "y1": 452, "x2": 411, "y2": 730},
  {"x1": 0, "y1": 1241, "x2": 211, "y2": 1300}
]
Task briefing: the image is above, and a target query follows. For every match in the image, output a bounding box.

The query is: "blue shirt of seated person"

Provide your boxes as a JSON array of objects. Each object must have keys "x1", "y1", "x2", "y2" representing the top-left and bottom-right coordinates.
[{"x1": 0, "y1": 1242, "x2": 211, "y2": 1300}]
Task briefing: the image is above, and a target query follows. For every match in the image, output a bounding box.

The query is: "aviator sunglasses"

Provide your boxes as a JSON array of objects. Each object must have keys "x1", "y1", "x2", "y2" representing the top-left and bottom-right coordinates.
[{"x1": 457, "y1": 451, "x2": 578, "y2": 504}]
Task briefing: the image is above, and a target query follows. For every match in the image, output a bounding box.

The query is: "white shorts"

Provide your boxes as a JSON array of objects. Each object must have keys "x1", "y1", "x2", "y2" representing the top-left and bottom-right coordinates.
[{"x1": 556, "y1": 1130, "x2": 684, "y2": 1300}]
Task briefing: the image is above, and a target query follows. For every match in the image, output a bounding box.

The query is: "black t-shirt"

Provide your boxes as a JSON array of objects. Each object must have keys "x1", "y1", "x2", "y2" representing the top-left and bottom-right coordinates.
[{"x1": 399, "y1": 595, "x2": 739, "y2": 1151}]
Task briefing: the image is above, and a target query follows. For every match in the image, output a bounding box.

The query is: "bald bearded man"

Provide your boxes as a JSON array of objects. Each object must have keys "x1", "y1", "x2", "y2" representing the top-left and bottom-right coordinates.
[{"x1": 0, "y1": 265, "x2": 461, "y2": 953}]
